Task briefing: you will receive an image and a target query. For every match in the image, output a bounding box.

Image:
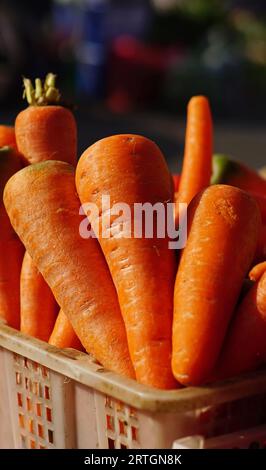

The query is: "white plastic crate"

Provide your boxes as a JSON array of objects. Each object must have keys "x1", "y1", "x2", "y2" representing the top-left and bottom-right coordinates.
[{"x1": 1, "y1": 321, "x2": 266, "y2": 449}]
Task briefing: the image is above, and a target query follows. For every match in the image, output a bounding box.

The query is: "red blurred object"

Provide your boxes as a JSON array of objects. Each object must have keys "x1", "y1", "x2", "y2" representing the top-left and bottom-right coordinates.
[
  {"x1": 107, "y1": 36, "x2": 178, "y2": 113},
  {"x1": 172, "y1": 173, "x2": 180, "y2": 192}
]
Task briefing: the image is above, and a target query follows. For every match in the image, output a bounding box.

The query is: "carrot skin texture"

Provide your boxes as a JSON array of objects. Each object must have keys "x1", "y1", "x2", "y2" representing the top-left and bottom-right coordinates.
[
  {"x1": 215, "y1": 270, "x2": 266, "y2": 380},
  {"x1": 76, "y1": 134, "x2": 177, "y2": 389},
  {"x1": 15, "y1": 106, "x2": 77, "y2": 165},
  {"x1": 0, "y1": 147, "x2": 24, "y2": 328},
  {"x1": 4, "y1": 161, "x2": 134, "y2": 378},
  {"x1": 20, "y1": 251, "x2": 58, "y2": 341},
  {"x1": 49, "y1": 309, "x2": 83, "y2": 350},
  {"x1": 172, "y1": 184, "x2": 261, "y2": 386},
  {"x1": 177, "y1": 96, "x2": 213, "y2": 208}
]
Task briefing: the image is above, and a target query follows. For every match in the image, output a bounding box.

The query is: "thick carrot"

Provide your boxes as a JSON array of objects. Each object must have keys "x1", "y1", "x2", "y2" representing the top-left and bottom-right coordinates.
[
  {"x1": 15, "y1": 74, "x2": 77, "y2": 165},
  {"x1": 172, "y1": 184, "x2": 261, "y2": 386},
  {"x1": 212, "y1": 154, "x2": 266, "y2": 198},
  {"x1": 214, "y1": 270, "x2": 266, "y2": 380},
  {"x1": 49, "y1": 309, "x2": 83, "y2": 350},
  {"x1": 0, "y1": 146, "x2": 24, "y2": 328},
  {"x1": 4, "y1": 161, "x2": 134, "y2": 378},
  {"x1": 0, "y1": 126, "x2": 17, "y2": 149},
  {"x1": 249, "y1": 261, "x2": 266, "y2": 282},
  {"x1": 20, "y1": 252, "x2": 58, "y2": 341},
  {"x1": 76, "y1": 134, "x2": 177, "y2": 389},
  {"x1": 176, "y1": 96, "x2": 213, "y2": 212}
]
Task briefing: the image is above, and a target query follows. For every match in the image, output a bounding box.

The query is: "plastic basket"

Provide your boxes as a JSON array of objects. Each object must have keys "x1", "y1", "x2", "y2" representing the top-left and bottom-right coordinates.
[{"x1": 1, "y1": 321, "x2": 266, "y2": 449}]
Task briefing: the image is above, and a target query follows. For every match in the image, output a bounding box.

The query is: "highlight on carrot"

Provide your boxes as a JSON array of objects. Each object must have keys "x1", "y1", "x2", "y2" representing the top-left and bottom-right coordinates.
[
  {"x1": 175, "y1": 96, "x2": 213, "y2": 218},
  {"x1": 15, "y1": 73, "x2": 77, "y2": 165},
  {"x1": 20, "y1": 251, "x2": 58, "y2": 341},
  {"x1": 214, "y1": 269, "x2": 266, "y2": 381},
  {"x1": 76, "y1": 134, "x2": 177, "y2": 389},
  {"x1": 0, "y1": 146, "x2": 25, "y2": 328},
  {"x1": 3, "y1": 161, "x2": 134, "y2": 379},
  {"x1": 172, "y1": 184, "x2": 261, "y2": 386},
  {"x1": 249, "y1": 261, "x2": 266, "y2": 282},
  {"x1": 49, "y1": 309, "x2": 83, "y2": 351}
]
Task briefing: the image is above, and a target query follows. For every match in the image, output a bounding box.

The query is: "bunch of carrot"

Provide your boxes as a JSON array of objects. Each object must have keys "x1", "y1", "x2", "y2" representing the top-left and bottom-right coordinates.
[{"x1": 1, "y1": 74, "x2": 266, "y2": 389}]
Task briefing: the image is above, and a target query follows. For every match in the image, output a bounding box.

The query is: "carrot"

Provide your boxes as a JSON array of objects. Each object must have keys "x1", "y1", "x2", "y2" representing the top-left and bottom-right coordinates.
[
  {"x1": 0, "y1": 146, "x2": 24, "y2": 328},
  {"x1": 15, "y1": 74, "x2": 77, "y2": 165},
  {"x1": 20, "y1": 251, "x2": 58, "y2": 341},
  {"x1": 4, "y1": 161, "x2": 134, "y2": 378},
  {"x1": 76, "y1": 134, "x2": 177, "y2": 389},
  {"x1": 16, "y1": 73, "x2": 77, "y2": 342},
  {"x1": 172, "y1": 184, "x2": 261, "y2": 386},
  {"x1": 175, "y1": 96, "x2": 213, "y2": 214},
  {"x1": 212, "y1": 154, "x2": 266, "y2": 198},
  {"x1": 254, "y1": 224, "x2": 266, "y2": 262},
  {"x1": 249, "y1": 261, "x2": 266, "y2": 282},
  {"x1": 49, "y1": 309, "x2": 83, "y2": 350},
  {"x1": 214, "y1": 270, "x2": 266, "y2": 380},
  {"x1": 0, "y1": 126, "x2": 17, "y2": 149}
]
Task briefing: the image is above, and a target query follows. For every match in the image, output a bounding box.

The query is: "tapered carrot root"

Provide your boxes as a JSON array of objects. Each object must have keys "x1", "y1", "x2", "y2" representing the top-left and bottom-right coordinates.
[
  {"x1": 176, "y1": 96, "x2": 213, "y2": 211},
  {"x1": 172, "y1": 184, "x2": 261, "y2": 386},
  {"x1": 49, "y1": 309, "x2": 83, "y2": 350},
  {"x1": 0, "y1": 146, "x2": 24, "y2": 328},
  {"x1": 215, "y1": 270, "x2": 266, "y2": 380},
  {"x1": 20, "y1": 252, "x2": 58, "y2": 341},
  {"x1": 76, "y1": 134, "x2": 177, "y2": 389},
  {"x1": 4, "y1": 161, "x2": 134, "y2": 378}
]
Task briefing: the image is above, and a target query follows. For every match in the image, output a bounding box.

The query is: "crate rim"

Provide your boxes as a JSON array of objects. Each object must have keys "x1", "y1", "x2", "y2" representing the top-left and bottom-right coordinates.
[{"x1": 1, "y1": 322, "x2": 266, "y2": 414}]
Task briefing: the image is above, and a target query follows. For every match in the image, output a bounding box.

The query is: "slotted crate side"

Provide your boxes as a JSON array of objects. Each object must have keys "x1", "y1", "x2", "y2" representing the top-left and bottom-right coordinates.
[
  {"x1": 93, "y1": 391, "x2": 140, "y2": 449},
  {"x1": 87, "y1": 391, "x2": 266, "y2": 449},
  {"x1": 0, "y1": 347, "x2": 14, "y2": 448},
  {"x1": 173, "y1": 425, "x2": 266, "y2": 449},
  {"x1": 2, "y1": 349, "x2": 76, "y2": 449}
]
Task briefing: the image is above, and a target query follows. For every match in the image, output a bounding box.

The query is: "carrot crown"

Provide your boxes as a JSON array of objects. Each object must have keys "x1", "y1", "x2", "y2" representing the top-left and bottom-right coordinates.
[{"x1": 23, "y1": 73, "x2": 61, "y2": 106}]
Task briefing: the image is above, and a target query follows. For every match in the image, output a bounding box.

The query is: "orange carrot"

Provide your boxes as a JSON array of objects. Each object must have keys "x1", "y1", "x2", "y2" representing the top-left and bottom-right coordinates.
[
  {"x1": 15, "y1": 74, "x2": 77, "y2": 165},
  {"x1": 16, "y1": 73, "x2": 77, "y2": 342},
  {"x1": 20, "y1": 252, "x2": 58, "y2": 341},
  {"x1": 249, "y1": 261, "x2": 266, "y2": 282},
  {"x1": 49, "y1": 309, "x2": 83, "y2": 350},
  {"x1": 176, "y1": 96, "x2": 213, "y2": 214},
  {"x1": 0, "y1": 146, "x2": 24, "y2": 328},
  {"x1": 0, "y1": 126, "x2": 17, "y2": 149},
  {"x1": 212, "y1": 154, "x2": 266, "y2": 198},
  {"x1": 4, "y1": 161, "x2": 134, "y2": 378},
  {"x1": 215, "y1": 269, "x2": 266, "y2": 380},
  {"x1": 172, "y1": 184, "x2": 261, "y2": 386},
  {"x1": 76, "y1": 134, "x2": 177, "y2": 389},
  {"x1": 212, "y1": 155, "x2": 266, "y2": 223}
]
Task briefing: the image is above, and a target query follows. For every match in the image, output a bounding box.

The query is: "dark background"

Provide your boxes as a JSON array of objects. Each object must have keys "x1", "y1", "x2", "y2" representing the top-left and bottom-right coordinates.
[{"x1": 0, "y1": 0, "x2": 265, "y2": 170}]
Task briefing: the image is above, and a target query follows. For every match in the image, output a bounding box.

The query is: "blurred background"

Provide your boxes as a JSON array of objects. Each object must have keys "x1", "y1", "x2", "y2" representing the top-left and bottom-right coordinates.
[{"x1": 0, "y1": 0, "x2": 265, "y2": 170}]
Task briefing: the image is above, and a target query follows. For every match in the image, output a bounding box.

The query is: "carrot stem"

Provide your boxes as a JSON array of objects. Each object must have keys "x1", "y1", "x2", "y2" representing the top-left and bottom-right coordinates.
[{"x1": 23, "y1": 73, "x2": 61, "y2": 106}]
